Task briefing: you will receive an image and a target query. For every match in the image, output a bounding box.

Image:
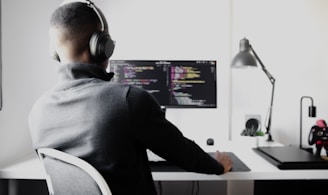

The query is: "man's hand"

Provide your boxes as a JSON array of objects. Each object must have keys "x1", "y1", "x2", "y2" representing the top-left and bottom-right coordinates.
[{"x1": 214, "y1": 150, "x2": 233, "y2": 173}]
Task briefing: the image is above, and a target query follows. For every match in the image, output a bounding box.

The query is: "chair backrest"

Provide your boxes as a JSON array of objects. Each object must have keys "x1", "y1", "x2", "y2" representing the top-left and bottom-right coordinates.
[{"x1": 37, "y1": 148, "x2": 112, "y2": 195}]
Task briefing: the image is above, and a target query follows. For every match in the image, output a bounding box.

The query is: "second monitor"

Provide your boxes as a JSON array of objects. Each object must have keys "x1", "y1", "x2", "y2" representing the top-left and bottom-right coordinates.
[{"x1": 109, "y1": 60, "x2": 217, "y2": 108}]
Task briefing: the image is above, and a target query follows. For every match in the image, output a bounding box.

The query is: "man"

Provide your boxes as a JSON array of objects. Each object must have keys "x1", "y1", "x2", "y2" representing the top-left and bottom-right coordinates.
[{"x1": 28, "y1": 1, "x2": 232, "y2": 194}]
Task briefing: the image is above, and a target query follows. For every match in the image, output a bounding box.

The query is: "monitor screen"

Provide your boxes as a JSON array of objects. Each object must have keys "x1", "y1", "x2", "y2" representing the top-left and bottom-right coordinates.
[{"x1": 109, "y1": 60, "x2": 217, "y2": 108}]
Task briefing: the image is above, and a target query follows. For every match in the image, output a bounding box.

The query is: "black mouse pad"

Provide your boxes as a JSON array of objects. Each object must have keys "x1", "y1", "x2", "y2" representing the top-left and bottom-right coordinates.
[{"x1": 150, "y1": 152, "x2": 250, "y2": 172}]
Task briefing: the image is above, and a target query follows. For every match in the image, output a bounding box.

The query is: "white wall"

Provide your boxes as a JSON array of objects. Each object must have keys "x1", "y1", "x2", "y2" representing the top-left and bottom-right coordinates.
[
  {"x1": 1, "y1": 0, "x2": 328, "y2": 165},
  {"x1": 0, "y1": 0, "x2": 60, "y2": 165},
  {"x1": 231, "y1": 0, "x2": 328, "y2": 149}
]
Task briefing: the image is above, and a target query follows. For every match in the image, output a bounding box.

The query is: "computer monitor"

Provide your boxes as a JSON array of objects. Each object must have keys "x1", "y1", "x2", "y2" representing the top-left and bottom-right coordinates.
[{"x1": 109, "y1": 60, "x2": 217, "y2": 108}]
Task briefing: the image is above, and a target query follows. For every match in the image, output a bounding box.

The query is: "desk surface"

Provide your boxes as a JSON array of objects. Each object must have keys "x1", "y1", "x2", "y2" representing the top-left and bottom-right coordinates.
[{"x1": 1, "y1": 139, "x2": 328, "y2": 181}]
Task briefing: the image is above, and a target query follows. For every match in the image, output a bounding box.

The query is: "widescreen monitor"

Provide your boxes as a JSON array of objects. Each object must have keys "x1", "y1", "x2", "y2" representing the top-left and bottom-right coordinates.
[{"x1": 109, "y1": 60, "x2": 217, "y2": 108}]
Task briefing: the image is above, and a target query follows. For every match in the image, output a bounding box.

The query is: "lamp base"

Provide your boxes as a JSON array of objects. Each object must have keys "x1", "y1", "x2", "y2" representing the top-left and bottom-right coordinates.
[{"x1": 266, "y1": 134, "x2": 274, "y2": 142}]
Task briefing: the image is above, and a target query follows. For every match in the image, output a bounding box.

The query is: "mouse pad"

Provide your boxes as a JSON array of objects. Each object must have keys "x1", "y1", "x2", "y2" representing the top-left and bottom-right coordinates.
[{"x1": 150, "y1": 152, "x2": 250, "y2": 172}]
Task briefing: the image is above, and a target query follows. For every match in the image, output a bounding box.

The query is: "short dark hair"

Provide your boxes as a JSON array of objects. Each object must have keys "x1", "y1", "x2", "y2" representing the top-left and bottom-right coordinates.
[{"x1": 50, "y1": 2, "x2": 101, "y2": 55}]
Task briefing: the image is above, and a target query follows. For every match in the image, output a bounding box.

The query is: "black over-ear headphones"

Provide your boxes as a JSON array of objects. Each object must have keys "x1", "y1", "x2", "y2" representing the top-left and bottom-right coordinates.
[{"x1": 52, "y1": 0, "x2": 115, "y2": 62}]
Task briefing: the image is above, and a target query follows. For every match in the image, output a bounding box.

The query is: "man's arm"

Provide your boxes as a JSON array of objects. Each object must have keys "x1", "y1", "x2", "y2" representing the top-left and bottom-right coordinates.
[{"x1": 127, "y1": 87, "x2": 230, "y2": 175}]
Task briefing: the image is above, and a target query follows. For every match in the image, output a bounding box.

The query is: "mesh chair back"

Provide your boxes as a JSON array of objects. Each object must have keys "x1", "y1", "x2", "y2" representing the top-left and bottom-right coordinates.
[{"x1": 37, "y1": 148, "x2": 111, "y2": 195}]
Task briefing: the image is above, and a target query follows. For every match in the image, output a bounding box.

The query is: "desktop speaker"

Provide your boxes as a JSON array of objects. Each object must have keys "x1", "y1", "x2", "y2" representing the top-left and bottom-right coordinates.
[{"x1": 241, "y1": 114, "x2": 261, "y2": 136}]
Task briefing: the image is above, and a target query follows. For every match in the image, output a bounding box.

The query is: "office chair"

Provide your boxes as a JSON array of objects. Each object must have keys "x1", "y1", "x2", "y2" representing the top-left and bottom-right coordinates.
[{"x1": 37, "y1": 148, "x2": 112, "y2": 195}]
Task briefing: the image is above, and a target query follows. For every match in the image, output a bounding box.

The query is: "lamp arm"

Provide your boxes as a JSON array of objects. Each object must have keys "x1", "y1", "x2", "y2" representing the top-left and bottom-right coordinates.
[
  {"x1": 250, "y1": 45, "x2": 275, "y2": 141},
  {"x1": 249, "y1": 45, "x2": 276, "y2": 84},
  {"x1": 265, "y1": 81, "x2": 275, "y2": 141}
]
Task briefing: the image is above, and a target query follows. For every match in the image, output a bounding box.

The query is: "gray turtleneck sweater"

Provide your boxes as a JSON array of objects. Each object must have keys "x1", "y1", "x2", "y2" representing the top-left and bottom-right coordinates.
[{"x1": 28, "y1": 63, "x2": 223, "y2": 195}]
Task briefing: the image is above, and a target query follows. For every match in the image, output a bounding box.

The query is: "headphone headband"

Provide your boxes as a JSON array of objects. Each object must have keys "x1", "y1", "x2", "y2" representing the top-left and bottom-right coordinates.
[{"x1": 60, "y1": 0, "x2": 105, "y2": 31}]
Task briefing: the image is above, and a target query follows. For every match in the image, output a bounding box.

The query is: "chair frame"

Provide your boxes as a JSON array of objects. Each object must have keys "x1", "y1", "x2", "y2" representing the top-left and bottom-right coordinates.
[{"x1": 37, "y1": 148, "x2": 111, "y2": 195}]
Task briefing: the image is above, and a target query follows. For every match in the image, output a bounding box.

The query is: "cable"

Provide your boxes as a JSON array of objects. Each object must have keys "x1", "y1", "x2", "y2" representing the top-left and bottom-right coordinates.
[
  {"x1": 195, "y1": 181, "x2": 199, "y2": 195},
  {"x1": 157, "y1": 181, "x2": 163, "y2": 195},
  {"x1": 191, "y1": 181, "x2": 200, "y2": 195}
]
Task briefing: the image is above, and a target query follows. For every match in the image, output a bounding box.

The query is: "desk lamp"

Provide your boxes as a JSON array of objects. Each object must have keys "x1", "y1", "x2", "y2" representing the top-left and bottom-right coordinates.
[
  {"x1": 231, "y1": 38, "x2": 275, "y2": 142},
  {"x1": 300, "y1": 96, "x2": 316, "y2": 150}
]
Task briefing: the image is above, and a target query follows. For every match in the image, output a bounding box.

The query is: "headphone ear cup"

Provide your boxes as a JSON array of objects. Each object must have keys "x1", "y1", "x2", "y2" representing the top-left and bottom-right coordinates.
[{"x1": 89, "y1": 31, "x2": 115, "y2": 61}]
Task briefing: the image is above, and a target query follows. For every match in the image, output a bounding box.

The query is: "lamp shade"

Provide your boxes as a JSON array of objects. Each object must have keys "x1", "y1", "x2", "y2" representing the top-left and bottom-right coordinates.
[{"x1": 231, "y1": 38, "x2": 258, "y2": 68}]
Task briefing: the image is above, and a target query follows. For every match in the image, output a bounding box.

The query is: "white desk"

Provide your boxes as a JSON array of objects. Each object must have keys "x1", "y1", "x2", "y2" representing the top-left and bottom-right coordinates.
[
  {"x1": 155, "y1": 138, "x2": 328, "y2": 181},
  {"x1": 1, "y1": 139, "x2": 328, "y2": 195}
]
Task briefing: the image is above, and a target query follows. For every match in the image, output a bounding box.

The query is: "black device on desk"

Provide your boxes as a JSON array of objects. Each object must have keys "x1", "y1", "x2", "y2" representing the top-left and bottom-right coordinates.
[
  {"x1": 150, "y1": 152, "x2": 250, "y2": 172},
  {"x1": 254, "y1": 146, "x2": 328, "y2": 170}
]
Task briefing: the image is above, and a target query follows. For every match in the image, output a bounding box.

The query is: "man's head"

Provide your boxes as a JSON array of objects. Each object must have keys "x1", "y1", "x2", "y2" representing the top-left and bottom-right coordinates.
[{"x1": 49, "y1": 0, "x2": 114, "y2": 68}]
